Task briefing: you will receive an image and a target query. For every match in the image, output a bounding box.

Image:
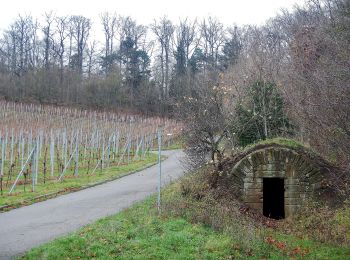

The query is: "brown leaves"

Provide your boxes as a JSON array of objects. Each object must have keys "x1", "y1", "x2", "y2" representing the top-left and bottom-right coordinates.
[
  {"x1": 264, "y1": 236, "x2": 309, "y2": 257},
  {"x1": 265, "y1": 236, "x2": 286, "y2": 250}
]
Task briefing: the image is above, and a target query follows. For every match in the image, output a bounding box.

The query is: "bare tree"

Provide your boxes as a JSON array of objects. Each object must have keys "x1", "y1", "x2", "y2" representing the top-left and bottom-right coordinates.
[
  {"x1": 199, "y1": 17, "x2": 225, "y2": 71},
  {"x1": 69, "y1": 15, "x2": 91, "y2": 74},
  {"x1": 86, "y1": 40, "x2": 98, "y2": 78},
  {"x1": 100, "y1": 12, "x2": 119, "y2": 58},
  {"x1": 173, "y1": 18, "x2": 198, "y2": 74},
  {"x1": 278, "y1": 0, "x2": 350, "y2": 167},
  {"x1": 178, "y1": 74, "x2": 236, "y2": 185},
  {"x1": 151, "y1": 17, "x2": 174, "y2": 99},
  {"x1": 52, "y1": 16, "x2": 68, "y2": 84},
  {"x1": 42, "y1": 12, "x2": 55, "y2": 70}
]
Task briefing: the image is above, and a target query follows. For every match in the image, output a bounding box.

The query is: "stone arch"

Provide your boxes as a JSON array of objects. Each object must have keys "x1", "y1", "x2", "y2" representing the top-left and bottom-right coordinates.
[{"x1": 227, "y1": 144, "x2": 326, "y2": 218}]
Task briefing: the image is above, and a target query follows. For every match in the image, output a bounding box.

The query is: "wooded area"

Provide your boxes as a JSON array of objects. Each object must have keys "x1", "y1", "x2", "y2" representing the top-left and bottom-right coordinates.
[
  {"x1": 0, "y1": 0, "x2": 348, "y2": 170},
  {"x1": 177, "y1": 0, "x2": 350, "y2": 175}
]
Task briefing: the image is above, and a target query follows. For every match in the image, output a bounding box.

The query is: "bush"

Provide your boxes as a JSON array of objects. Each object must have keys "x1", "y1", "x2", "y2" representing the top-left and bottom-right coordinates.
[{"x1": 281, "y1": 201, "x2": 350, "y2": 246}]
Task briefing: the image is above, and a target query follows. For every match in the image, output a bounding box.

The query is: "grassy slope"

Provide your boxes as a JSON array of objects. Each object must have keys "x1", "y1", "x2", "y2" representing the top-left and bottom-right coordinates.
[
  {"x1": 21, "y1": 182, "x2": 350, "y2": 260},
  {"x1": 1, "y1": 154, "x2": 158, "y2": 208},
  {"x1": 23, "y1": 198, "x2": 238, "y2": 260}
]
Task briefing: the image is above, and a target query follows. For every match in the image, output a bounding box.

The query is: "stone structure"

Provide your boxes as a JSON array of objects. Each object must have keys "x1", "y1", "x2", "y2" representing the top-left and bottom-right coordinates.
[{"x1": 228, "y1": 144, "x2": 327, "y2": 218}]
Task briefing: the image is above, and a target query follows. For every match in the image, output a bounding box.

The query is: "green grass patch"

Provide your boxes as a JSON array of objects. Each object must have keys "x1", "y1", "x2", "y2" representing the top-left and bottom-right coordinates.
[
  {"x1": 269, "y1": 233, "x2": 350, "y2": 259},
  {"x1": 162, "y1": 136, "x2": 184, "y2": 150},
  {"x1": 21, "y1": 197, "x2": 245, "y2": 260},
  {"x1": 1, "y1": 154, "x2": 159, "y2": 208},
  {"x1": 162, "y1": 142, "x2": 183, "y2": 150}
]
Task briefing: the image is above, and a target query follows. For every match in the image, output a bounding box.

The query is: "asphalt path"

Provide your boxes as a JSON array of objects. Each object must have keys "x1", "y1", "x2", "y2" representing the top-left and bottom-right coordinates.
[{"x1": 0, "y1": 150, "x2": 185, "y2": 259}]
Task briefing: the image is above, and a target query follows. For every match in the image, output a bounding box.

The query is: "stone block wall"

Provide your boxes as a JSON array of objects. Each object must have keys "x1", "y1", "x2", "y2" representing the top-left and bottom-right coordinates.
[{"x1": 228, "y1": 147, "x2": 322, "y2": 218}]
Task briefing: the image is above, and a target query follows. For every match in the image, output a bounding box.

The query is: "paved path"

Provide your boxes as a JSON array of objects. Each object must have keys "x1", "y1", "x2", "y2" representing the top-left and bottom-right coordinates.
[{"x1": 0, "y1": 150, "x2": 185, "y2": 259}]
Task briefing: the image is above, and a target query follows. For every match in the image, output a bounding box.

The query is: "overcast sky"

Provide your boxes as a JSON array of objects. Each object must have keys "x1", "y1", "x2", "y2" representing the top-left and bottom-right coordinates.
[{"x1": 0, "y1": 0, "x2": 304, "y2": 37}]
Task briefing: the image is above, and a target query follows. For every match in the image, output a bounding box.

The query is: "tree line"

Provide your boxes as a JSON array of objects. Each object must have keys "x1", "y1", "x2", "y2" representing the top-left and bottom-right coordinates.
[
  {"x1": 0, "y1": 12, "x2": 241, "y2": 112},
  {"x1": 0, "y1": 0, "x2": 349, "y2": 170}
]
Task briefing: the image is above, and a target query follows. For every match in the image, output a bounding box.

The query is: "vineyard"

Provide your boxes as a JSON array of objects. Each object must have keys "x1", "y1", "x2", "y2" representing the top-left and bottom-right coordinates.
[{"x1": 0, "y1": 101, "x2": 181, "y2": 206}]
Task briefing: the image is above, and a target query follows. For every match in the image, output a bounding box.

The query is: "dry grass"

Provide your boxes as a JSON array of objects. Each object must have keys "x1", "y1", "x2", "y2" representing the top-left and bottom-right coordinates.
[
  {"x1": 163, "y1": 166, "x2": 350, "y2": 248},
  {"x1": 281, "y1": 201, "x2": 350, "y2": 246}
]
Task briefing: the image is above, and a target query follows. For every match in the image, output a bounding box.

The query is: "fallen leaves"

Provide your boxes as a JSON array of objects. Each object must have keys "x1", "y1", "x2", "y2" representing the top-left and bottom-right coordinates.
[{"x1": 264, "y1": 236, "x2": 309, "y2": 257}]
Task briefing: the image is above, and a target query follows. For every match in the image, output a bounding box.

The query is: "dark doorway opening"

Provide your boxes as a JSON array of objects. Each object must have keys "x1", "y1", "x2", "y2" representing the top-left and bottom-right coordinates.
[{"x1": 263, "y1": 178, "x2": 285, "y2": 219}]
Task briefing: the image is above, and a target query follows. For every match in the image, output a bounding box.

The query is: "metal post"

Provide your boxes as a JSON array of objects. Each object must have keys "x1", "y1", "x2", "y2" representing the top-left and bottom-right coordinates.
[
  {"x1": 9, "y1": 145, "x2": 36, "y2": 194},
  {"x1": 157, "y1": 127, "x2": 162, "y2": 213},
  {"x1": 106, "y1": 136, "x2": 111, "y2": 168},
  {"x1": 50, "y1": 131, "x2": 55, "y2": 177},
  {"x1": 35, "y1": 137, "x2": 39, "y2": 185},
  {"x1": 31, "y1": 145, "x2": 36, "y2": 191},
  {"x1": 21, "y1": 135, "x2": 24, "y2": 169},
  {"x1": 101, "y1": 136, "x2": 105, "y2": 169},
  {"x1": 1, "y1": 137, "x2": 4, "y2": 179},
  {"x1": 0, "y1": 138, "x2": 3, "y2": 182},
  {"x1": 127, "y1": 135, "x2": 131, "y2": 164},
  {"x1": 10, "y1": 129, "x2": 14, "y2": 167},
  {"x1": 74, "y1": 133, "x2": 79, "y2": 176}
]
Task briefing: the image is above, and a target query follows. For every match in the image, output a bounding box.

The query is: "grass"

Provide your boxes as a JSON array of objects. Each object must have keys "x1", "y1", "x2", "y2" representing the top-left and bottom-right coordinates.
[
  {"x1": 162, "y1": 137, "x2": 184, "y2": 150},
  {"x1": 0, "y1": 153, "x2": 159, "y2": 208},
  {"x1": 271, "y1": 233, "x2": 350, "y2": 259},
  {"x1": 162, "y1": 142, "x2": 183, "y2": 150},
  {"x1": 21, "y1": 178, "x2": 350, "y2": 260},
  {"x1": 22, "y1": 198, "x2": 242, "y2": 260}
]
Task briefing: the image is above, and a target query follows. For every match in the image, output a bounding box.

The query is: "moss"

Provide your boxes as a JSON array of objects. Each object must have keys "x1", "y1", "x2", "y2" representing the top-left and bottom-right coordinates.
[
  {"x1": 243, "y1": 137, "x2": 305, "y2": 151},
  {"x1": 231, "y1": 137, "x2": 329, "y2": 166}
]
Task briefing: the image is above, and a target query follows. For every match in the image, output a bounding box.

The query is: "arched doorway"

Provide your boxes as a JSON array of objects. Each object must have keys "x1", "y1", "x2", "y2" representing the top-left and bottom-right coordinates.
[{"x1": 228, "y1": 143, "x2": 327, "y2": 218}]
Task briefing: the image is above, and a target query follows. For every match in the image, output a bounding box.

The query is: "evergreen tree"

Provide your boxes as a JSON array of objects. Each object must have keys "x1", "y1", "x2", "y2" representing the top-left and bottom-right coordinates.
[
  {"x1": 220, "y1": 26, "x2": 242, "y2": 70},
  {"x1": 233, "y1": 81, "x2": 292, "y2": 146}
]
